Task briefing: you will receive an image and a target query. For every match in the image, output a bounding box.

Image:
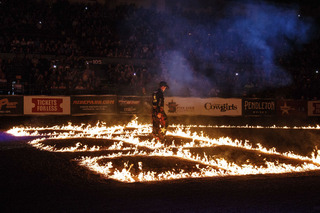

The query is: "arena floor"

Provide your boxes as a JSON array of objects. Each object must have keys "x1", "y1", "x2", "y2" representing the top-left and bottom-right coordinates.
[{"x1": 1, "y1": 115, "x2": 320, "y2": 213}]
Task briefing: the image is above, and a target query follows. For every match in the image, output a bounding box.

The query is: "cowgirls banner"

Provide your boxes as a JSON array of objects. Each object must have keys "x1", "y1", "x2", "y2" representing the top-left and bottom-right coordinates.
[
  {"x1": 201, "y1": 98, "x2": 242, "y2": 116},
  {"x1": 24, "y1": 96, "x2": 70, "y2": 115},
  {"x1": 165, "y1": 97, "x2": 242, "y2": 116}
]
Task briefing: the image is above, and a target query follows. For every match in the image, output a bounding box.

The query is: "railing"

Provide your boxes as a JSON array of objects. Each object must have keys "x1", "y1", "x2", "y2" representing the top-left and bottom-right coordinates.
[{"x1": 0, "y1": 82, "x2": 144, "y2": 96}]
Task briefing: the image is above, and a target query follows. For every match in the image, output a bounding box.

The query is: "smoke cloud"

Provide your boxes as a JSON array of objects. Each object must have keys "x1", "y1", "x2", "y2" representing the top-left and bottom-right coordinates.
[
  {"x1": 159, "y1": 50, "x2": 211, "y2": 97},
  {"x1": 155, "y1": 1, "x2": 314, "y2": 97}
]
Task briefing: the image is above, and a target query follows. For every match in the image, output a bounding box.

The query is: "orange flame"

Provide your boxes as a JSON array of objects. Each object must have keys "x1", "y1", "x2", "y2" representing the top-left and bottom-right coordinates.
[{"x1": 7, "y1": 119, "x2": 320, "y2": 183}]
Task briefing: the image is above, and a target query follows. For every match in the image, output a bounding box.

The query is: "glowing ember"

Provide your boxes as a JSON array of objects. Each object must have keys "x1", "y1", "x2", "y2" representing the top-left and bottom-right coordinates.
[{"x1": 7, "y1": 119, "x2": 320, "y2": 183}]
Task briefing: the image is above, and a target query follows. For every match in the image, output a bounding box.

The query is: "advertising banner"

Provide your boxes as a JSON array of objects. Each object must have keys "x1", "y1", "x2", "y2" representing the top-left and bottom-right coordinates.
[
  {"x1": 0, "y1": 95, "x2": 23, "y2": 115},
  {"x1": 308, "y1": 101, "x2": 320, "y2": 116},
  {"x1": 71, "y1": 95, "x2": 116, "y2": 115},
  {"x1": 118, "y1": 96, "x2": 142, "y2": 114},
  {"x1": 165, "y1": 97, "x2": 199, "y2": 116},
  {"x1": 200, "y1": 98, "x2": 242, "y2": 116},
  {"x1": 276, "y1": 100, "x2": 307, "y2": 117},
  {"x1": 243, "y1": 99, "x2": 276, "y2": 116},
  {"x1": 140, "y1": 96, "x2": 152, "y2": 115},
  {"x1": 165, "y1": 97, "x2": 242, "y2": 116},
  {"x1": 24, "y1": 96, "x2": 70, "y2": 115}
]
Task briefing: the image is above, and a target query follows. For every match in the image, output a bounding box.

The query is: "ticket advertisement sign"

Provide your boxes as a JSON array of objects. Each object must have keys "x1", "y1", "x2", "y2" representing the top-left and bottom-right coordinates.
[
  {"x1": 308, "y1": 101, "x2": 320, "y2": 116},
  {"x1": 243, "y1": 99, "x2": 276, "y2": 116},
  {"x1": 71, "y1": 95, "x2": 116, "y2": 115},
  {"x1": 0, "y1": 95, "x2": 23, "y2": 115},
  {"x1": 24, "y1": 96, "x2": 70, "y2": 115},
  {"x1": 117, "y1": 96, "x2": 142, "y2": 114},
  {"x1": 276, "y1": 100, "x2": 307, "y2": 117},
  {"x1": 165, "y1": 97, "x2": 242, "y2": 116}
]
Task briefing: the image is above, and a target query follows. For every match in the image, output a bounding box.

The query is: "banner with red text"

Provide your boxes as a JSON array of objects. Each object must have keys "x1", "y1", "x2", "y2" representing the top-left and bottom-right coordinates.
[
  {"x1": 308, "y1": 101, "x2": 320, "y2": 116},
  {"x1": 24, "y1": 96, "x2": 70, "y2": 115}
]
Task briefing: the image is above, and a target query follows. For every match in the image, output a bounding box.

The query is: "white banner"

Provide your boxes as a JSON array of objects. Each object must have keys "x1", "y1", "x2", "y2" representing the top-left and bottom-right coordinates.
[
  {"x1": 24, "y1": 96, "x2": 70, "y2": 115},
  {"x1": 308, "y1": 101, "x2": 320, "y2": 116},
  {"x1": 165, "y1": 97, "x2": 242, "y2": 116},
  {"x1": 165, "y1": 97, "x2": 200, "y2": 116}
]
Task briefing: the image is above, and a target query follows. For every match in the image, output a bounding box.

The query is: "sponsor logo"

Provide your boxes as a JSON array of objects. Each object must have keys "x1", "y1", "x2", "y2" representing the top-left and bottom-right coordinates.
[
  {"x1": 119, "y1": 100, "x2": 140, "y2": 105},
  {"x1": 32, "y1": 98, "x2": 63, "y2": 112},
  {"x1": 167, "y1": 100, "x2": 195, "y2": 113},
  {"x1": 123, "y1": 107, "x2": 136, "y2": 112},
  {"x1": 204, "y1": 103, "x2": 237, "y2": 112},
  {"x1": 280, "y1": 102, "x2": 295, "y2": 115},
  {"x1": 73, "y1": 100, "x2": 114, "y2": 104},
  {"x1": 0, "y1": 98, "x2": 18, "y2": 110},
  {"x1": 313, "y1": 103, "x2": 320, "y2": 114},
  {"x1": 167, "y1": 100, "x2": 178, "y2": 113},
  {"x1": 244, "y1": 101, "x2": 275, "y2": 110}
]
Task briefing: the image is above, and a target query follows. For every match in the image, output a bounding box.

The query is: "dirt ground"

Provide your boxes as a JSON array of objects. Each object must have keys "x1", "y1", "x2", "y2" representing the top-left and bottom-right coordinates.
[{"x1": 1, "y1": 115, "x2": 320, "y2": 213}]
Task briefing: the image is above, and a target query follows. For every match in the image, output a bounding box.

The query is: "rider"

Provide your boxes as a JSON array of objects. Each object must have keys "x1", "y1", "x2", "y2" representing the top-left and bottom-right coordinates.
[{"x1": 152, "y1": 81, "x2": 169, "y2": 140}]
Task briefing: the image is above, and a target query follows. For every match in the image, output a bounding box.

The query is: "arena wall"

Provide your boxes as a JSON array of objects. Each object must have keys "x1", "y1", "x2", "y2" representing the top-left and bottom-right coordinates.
[{"x1": 0, "y1": 95, "x2": 319, "y2": 117}]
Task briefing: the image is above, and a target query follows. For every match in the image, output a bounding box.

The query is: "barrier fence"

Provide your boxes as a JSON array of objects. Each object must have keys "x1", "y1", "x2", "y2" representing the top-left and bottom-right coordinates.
[{"x1": 0, "y1": 95, "x2": 319, "y2": 117}]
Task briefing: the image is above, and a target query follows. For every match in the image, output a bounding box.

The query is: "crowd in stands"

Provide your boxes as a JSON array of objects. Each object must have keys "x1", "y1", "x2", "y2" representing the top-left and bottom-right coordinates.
[
  {"x1": 0, "y1": 55, "x2": 154, "y2": 96},
  {"x1": 0, "y1": 0, "x2": 156, "y2": 59},
  {"x1": 0, "y1": 0, "x2": 319, "y2": 99}
]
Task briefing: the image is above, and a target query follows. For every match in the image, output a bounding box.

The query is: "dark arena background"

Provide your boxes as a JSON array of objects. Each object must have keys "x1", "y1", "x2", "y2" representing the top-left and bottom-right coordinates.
[{"x1": 1, "y1": 0, "x2": 320, "y2": 212}]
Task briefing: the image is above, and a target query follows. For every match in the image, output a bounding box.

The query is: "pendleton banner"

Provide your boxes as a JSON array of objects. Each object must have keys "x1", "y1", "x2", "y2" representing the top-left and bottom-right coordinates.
[
  {"x1": 276, "y1": 100, "x2": 307, "y2": 117},
  {"x1": 243, "y1": 99, "x2": 276, "y2": 116},
  {"x1": 0, "y1": 95, "x2": 23, "y2": 115},
  {"x1": 24, "y1": 96, "x2": 70, "y2": 115},
  {"x1": 117, "y1": 96, "x2": 142, "y2": 114},
  {"x1": 308, "y1": 101, "x2": 320, "y2": 116},
  {"x1": 71, "y1": 95, "x2": 116, "y2": 115}
]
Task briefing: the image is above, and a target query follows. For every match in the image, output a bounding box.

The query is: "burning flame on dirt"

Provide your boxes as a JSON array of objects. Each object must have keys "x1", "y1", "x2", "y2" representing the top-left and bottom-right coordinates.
[{"x1": 7, "y1": 118, "x2": 320, "y2": 183}]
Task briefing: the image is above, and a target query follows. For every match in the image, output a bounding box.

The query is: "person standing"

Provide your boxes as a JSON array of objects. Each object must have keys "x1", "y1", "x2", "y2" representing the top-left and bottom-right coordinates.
[{"x1": 152, "y1": 81, "x2": 169, "y2": 141}]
